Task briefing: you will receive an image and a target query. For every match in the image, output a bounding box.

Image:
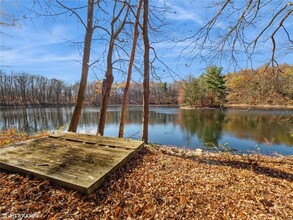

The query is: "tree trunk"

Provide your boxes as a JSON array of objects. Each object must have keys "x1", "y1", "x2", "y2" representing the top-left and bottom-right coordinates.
[
  {"x1": 118, "y1": 0, "x2": 143, "y2": 138},
  {"x1": 68, "y1": 0, "x2": 94, "y2": 132},
  {"x1": 97, "y1": 42, "x2": 114, "y2": 136},
  {"x1": 142, "y1": 0, "x2": 150, "y2": 143},
  {"x1": 97, "y1": 2, "x2": 129, "y2": 136}
]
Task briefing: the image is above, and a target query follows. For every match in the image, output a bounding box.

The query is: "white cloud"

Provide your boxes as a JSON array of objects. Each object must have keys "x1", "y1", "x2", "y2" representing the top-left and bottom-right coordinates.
[
  {"x1": 0, "y1": 22, "x2": 86, "y2": 81},
  {"x1": 160, "y1": 0, "x2": 205, "y2": 25},
  {"x1": 170, "y1": 5, "x2": 204, "y2": 25},
  {"x1": 1, "y1": 23, "x2": 82, "y2": 66}
]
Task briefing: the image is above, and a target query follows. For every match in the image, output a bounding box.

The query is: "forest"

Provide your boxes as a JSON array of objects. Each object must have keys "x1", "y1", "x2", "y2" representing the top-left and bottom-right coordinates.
[
  {"x1": 1, "y1": 64, "x2": 292, "y2": 108},
  {"x1": 179, "y1": 64, "x2": 293, "y2": 108},
  {"x1": 0, "y1": 70, "x2": 178, "y2": 106}
]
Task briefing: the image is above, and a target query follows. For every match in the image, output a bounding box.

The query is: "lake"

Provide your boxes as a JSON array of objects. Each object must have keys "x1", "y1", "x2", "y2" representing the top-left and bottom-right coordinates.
[{"x1": 0, "y1": 106, "x2": 292, "y2": 155}]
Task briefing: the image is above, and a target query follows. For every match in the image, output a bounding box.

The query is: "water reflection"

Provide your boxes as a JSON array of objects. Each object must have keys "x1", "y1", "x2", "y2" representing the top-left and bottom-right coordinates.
[
  {"x1": 0, "y1": 107, "x2": 73, "y2": 133},
  {"x1": 0, "y1": 106, "x2": 292, "y2": 155},
  {"x1": 223, "y1": 110, "x2": 293, "y2": 146},
  {"x1": 178, "y1": 109, "x2": 225, "y2": 146}
]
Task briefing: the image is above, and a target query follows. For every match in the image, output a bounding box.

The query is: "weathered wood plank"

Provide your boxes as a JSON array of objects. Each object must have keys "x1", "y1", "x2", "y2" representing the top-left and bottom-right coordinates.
[
  {"x1": 0, "y1": 133, "x2": 144, "y2": 194},
  {"x1": 49, "y1": 132, "x2": 142, "y2": 149}
]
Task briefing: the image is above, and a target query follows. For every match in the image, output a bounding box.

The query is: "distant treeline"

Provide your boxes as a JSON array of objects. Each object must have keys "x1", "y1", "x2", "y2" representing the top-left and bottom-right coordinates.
[
  {"x1": 0, "y1": 70, "x2": 179, "y2": 107},
  {"x1": 179, "y1": 64, "x2": 293, "y2": 108},
  {"x1": 95, "y1": 81, "x2": 179, "y2": 105},
  {"x1": 225, "y1": 64, "x2": 293, "y2": 106},
  {"x1": 1, "y1": 64, "x2": 292, "y2": 108},
  {"x1": 0, "y1": 71, "x2": 79, "y2": 106}
]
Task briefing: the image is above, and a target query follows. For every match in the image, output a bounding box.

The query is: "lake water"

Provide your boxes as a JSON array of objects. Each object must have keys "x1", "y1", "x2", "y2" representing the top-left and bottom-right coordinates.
[{"x1": 0, "y1": 106, "x2": 292, "y2": 155}]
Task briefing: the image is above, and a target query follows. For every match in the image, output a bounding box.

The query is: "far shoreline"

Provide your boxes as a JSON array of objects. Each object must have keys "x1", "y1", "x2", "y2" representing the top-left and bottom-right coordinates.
[
  {"x1": 1, "y1": 103, "x2": 293, "y2": 111},
  {"x1": 180, "y1": 104, "x2": 293, "y2": 111}
]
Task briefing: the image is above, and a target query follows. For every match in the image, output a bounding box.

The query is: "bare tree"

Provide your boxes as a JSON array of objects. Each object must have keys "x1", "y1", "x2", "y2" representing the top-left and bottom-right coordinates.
[
  {"x1": 118, "y1": 0, "x2": 143, "y2": 138},
  {"x1": 97, "y1": 0, "x2": 129, "y2": 136},
  {"x1": 184, "y1": 0, "x2": 293, "y2": 69},
  {"x1": 141, "y1": 0, "x2": 150, "y2": 143},
  {"x1": 68, "y1": 0, "x2": 95, "y2": 132},
  {"x1": 15, "y1": 73, "x2": 30, "y2": 106},
  {"x1": 0, "y1": 0, "x2": 20, "y2": 29}
]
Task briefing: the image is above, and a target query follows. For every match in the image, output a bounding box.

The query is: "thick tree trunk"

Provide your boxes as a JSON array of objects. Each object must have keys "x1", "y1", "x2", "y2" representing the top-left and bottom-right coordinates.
[
  {"x1": 142, "y1": 0, "x2": 150, "y2": 143},
  {"x1": 68, "y1": 0, "x2": 94, "y2": 132},
  {"x1": 118, "y1": 0, "x2": 143, "y2": 138}
]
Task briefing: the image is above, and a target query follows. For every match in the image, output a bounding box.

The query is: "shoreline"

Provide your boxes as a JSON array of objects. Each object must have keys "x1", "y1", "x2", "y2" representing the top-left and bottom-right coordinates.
[
  {"x1": 149, "y1": 144, "x2": 291, "y2": 158},
  {"x1": 0, "y1": 104, "x2": 180, "y2": 110},
  {"x1": 224, "y1": 104, "x2": 293, "y2": 110},
  {"x1": 1, "y1": 103, "x2": 293, "y2": 111},
  {"x1": 180, "y1": 104, "x2": 293, "y2": 111}
]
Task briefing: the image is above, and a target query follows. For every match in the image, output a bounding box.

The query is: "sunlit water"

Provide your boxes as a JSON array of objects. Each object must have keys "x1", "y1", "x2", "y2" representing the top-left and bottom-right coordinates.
[{"x1": 0, "y1": 106, "x2": 292, "y2": 155}]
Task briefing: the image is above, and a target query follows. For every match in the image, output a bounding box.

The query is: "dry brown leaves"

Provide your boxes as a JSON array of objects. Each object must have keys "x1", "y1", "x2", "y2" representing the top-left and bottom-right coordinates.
[
  {"x1": 0, "y1": 129, "x2": 47, "y2": 148},
  {"x1": 1, "y1": 140, "x2": 293, "y2": 219}
]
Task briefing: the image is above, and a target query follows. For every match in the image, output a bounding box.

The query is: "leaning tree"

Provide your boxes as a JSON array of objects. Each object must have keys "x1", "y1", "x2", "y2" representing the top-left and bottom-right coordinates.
[{"x1": 97, "y1": 0, "x2": 130, "y2": 136}]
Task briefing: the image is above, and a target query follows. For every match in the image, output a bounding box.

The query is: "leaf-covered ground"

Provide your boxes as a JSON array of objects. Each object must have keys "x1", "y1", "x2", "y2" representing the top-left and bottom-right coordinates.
[
  {"x1": 1, "y1": 131, "x2": 293, "y2": 219},
  {"x1": 0, "y1": 129, "x2": 47, "y2": 147}
]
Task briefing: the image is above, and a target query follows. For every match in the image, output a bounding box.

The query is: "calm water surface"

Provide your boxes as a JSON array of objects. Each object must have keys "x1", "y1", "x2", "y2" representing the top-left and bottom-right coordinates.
[{"x1": 0, "y1": 106, "x2": 292, "y2": 155}]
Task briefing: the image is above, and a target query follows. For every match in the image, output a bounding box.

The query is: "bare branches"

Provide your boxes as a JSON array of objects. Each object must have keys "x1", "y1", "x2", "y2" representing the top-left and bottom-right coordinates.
[
  {"x1": 149, "y1": 46, "x2": 183, "y2": 82},
  {"x1": 184, "y1": 0, "x2": 293, "y2": 69},
  {"x1": 97, "y1": 0, "x2": 130, "y2": 136},
  {"x1": 270, "y1": 8, "x2": 293, "y2": 66},
  {"x1": 55, "y1": 0, "x2": 87, "y2": 28}
]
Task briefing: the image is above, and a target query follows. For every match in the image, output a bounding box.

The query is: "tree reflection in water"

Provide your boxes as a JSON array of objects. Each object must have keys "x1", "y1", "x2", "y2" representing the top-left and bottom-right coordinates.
[
  {"x1": 178, "y1": 109, "x2": 225, "y2": 148},
  {"x1": 0, "y1": 106, "x2": 292, "y2": 155}
]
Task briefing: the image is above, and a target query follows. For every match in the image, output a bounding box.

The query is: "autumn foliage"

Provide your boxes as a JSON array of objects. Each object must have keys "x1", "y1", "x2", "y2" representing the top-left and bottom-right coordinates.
[
  {"x1": 0, "y1": 129, "x2": 47, "y2": 147},
  {"x1": 0, "y1": 144, "x2": 293, "y2": 219},
  {"x1": 179, "y1": 64, "x2": 293, "y2": 108},
  {"x1": 226, "y1": 64, "x2": 293, "y2": 106}
]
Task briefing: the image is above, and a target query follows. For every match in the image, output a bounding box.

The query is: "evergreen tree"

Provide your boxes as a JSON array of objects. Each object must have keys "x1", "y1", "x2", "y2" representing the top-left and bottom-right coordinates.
[
  {"x1": 204, "y1": 66, "x2": 227, "y2": 107},
  {"x1": 182, "y1": 77, "x2": 200, "y2": 107}
]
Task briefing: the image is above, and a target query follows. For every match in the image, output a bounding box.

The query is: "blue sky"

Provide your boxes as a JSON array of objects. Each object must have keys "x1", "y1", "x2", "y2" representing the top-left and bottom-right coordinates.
[{"x1": 1, "y1": 0, "x2": 292, "y2": 83}]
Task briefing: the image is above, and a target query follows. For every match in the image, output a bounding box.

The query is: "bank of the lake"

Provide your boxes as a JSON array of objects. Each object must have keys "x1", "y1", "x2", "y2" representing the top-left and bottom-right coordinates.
[
  {"x1": 180, "y1": 104, "x2": 293, "y2": 110},
  {"x1": 2, "y1": 103, "x2": 292, "y2": 110},
  {"x1": 1, "y1": 133, "x2": 293, "y2": 219}
]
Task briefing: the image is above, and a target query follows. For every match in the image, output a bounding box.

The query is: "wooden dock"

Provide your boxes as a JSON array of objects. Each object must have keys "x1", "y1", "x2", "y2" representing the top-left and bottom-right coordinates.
[{"x1": 0, "y1": 132, "x2": 144, "y2": 194}]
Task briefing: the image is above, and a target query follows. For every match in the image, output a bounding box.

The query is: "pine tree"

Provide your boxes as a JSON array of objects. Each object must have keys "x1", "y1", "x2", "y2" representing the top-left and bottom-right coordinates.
[{"x1": 205, "y1": 66, "x2": 227, "y2": 107}]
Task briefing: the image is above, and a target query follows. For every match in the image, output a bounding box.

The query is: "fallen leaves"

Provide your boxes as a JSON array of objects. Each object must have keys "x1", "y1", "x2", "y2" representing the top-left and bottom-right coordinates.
[
  {"x1": 1, "y1": 133, "x2": 293, "y2": 219},
  {"x1": 0, "y1": 128, "x2": 47, "y2": 148}
]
